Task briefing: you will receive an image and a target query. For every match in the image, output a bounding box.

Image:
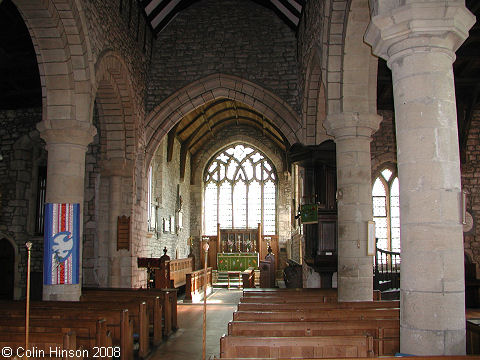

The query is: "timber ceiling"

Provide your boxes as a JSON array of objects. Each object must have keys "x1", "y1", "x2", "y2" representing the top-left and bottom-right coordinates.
[
  {"x1": 140, "y1": 0, "x2": 306, "y2": 35},
  {"x1": 172, "y1": 98, "x2": 287, "y2": 158}
]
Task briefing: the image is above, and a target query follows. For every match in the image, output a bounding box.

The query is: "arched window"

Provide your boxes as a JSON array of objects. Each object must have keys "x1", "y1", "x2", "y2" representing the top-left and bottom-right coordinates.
[
  {"x1": 204, "y1": 144, "x2": 277, "y2": 236},
  {"x1": 372, "y1": 167, "x2": 400, "y2": 252}
]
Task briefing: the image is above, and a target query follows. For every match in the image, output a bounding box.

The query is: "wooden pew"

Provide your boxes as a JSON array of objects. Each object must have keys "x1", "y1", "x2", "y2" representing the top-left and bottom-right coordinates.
[
  {"x1": 0, "y1": 302, "x2": 134, "y2": 360},
  {"x1": 0, "y1": 330, "x2": 83, "y2": 359},
  {"x1": 80, "y1": 291, "x2": 163, "y2": 347},
  {"x1": 228, "y1": 319, "x2": 399, "y2": 356},
  {"x1": 185, "y1": 267, "x2": 213, "y2": 302},
  {"x1": 0, "y1": 317, "x2": 112, "y2": 356},
  {"x1": 220, "y1": 335, "x2": 374, "y2": 358},
  {"x1": 232, "y1": 308, "x2": 399, "y2": 322},
  {"x1": 82, "y1": 287, "x2": 176, "y2": 337},
  {"x1": 237, "y1": 300, "x2": 399, "y2": 311},
  {"x1": 243, "y1": 288, "x2": 338, "y2": 296}
]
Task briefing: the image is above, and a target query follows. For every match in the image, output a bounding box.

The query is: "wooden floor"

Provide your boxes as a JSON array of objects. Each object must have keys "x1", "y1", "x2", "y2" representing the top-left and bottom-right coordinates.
[{"x1": 148, "y1": 289, "x2": 242, "y2": 360}]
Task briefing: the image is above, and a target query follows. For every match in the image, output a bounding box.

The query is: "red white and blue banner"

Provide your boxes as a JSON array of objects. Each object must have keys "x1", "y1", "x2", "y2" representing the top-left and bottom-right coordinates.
[{"x1": 43, "y1": 203, "x2": 80, "y2": 285}]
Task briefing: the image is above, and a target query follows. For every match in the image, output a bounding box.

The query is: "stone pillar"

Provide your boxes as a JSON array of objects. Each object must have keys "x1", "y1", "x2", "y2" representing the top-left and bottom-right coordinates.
[
  {"x1": 324, "y1": 112, "x2": 381, "y2": 302},
  {"x1": 102, "y1": 159, "x2": 133, "y2": 288},
  {"x1": 365, "y1": 2, "x2": 475, "y2": 355},
  {"x1": 38, "y1": 124, "x2": 96, "y2": 301}
]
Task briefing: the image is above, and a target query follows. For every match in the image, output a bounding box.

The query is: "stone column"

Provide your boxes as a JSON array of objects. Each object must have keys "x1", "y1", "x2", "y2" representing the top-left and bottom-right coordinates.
[
  {"x1": 38, "y1": 124, "x2": 96, "y2": 301},
  {"x1": 365, "y1": 2, "x2": 475, "y2": 355},
  {"x1": 102, "y1": 159, "x2": 133, "y2": 288},
  {"x1": 324, "y1": 112, "x2": 381, "y2": 302}
]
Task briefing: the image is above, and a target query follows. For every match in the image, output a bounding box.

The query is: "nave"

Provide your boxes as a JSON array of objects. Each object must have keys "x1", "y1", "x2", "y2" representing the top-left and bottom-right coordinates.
[{"x1": 150, "y1": 289, "x2": 242, "y2": 360}]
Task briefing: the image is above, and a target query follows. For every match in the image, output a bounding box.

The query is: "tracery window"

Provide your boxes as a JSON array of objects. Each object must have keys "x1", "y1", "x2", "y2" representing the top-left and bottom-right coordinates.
[
  {"x1": 372, "y1": 168, "x2": 400, "y2": 253},
  {"x1": 204, "y1": 144, "x2": 277, "y2": 236}
]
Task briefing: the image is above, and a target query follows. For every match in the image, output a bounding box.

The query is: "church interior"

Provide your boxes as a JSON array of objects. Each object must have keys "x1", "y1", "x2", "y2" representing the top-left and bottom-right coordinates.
[{"x1": 1, "y1": 0, "x2": 480, "y2": 358}]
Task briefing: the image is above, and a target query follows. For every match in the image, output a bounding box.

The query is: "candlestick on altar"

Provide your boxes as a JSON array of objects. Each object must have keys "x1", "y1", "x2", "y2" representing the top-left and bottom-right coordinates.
[
  {"x1": 202, "y1": 240, "x2": 209, "y2": 360},
  {"x1": 25, "y1": 241, "x2": 32, "y2": 360}
]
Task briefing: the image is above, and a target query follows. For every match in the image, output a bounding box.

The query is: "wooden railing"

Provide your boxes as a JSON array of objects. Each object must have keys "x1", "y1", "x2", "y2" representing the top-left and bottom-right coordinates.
[
  {"x1": 158, "y1": 257, "x2": 194, "y2": 289},
  {"x1": 374, "y1": 245, "x2": 400, "y2": 292},
  {"x1": 185, "y1": 267, "x2": 212, "y2": 302}
]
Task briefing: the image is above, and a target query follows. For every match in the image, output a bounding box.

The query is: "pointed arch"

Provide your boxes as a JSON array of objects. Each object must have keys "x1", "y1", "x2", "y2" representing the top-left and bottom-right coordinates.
[{"x1": 145, "y1": 74, "x2": 301, "y2": 167}]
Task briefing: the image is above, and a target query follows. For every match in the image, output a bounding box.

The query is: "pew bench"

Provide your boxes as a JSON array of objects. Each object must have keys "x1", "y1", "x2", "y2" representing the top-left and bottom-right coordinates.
[
  {"x1": 237, "y1": 300, "x2": 399, "y2": 311},
  {"x1": 0, "y1": 317, "x2": 112, "y2": 357},
  {"x1": 0, "y1": 302, "x2": 135, "y2": 360},
  {"x1": 228, "y1": 319, "x2": 399, "y2": 356},
  {"x1": 240, "y1": 296, "x2": 338, "y2": 303},
  {"x1": 232, "y1": 308, "x2": 400, "y2": 322},
  {"x1": 0, "y1": 330, "x2": 82, "y2": 360},
  {"x1": 220, "y1": 335, "x2": 374, "y2": 358},
  {"x1": 82, "y1": 287, "x2": 176, "y2": 337}
]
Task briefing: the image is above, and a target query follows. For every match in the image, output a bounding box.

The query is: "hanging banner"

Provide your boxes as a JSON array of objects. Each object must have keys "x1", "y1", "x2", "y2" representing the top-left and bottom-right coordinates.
[
  {"x1": 43, "y1": 203, "x2": 80, "y2": 285},
  {"x1": 300, "y1": 204, "x2": 318, "y2": 224}
]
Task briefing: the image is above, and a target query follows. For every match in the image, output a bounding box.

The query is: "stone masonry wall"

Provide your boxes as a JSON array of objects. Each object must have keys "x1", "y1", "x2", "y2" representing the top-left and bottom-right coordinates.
[
  {"x1": 147, "y1": 0, "x2": 300, "y2": 115},
  {"x1": 462, "y1": 110, "x2": 480, "y2": 267},
  {"x1": 371, "y1": 110, "x2": 397, "y2": 176},
  {"x1": 297, "y1": 0, "x2": 325, "y2": 109},
  {"x1": 0, "y1": 108, "x2": 44, "y2": 299},
  {"x1": 144, "y1": 137, "x2": 192, "y2": 271}
]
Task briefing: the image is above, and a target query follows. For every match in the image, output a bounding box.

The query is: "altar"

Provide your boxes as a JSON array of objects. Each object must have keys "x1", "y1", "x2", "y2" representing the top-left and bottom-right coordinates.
[
  {"x1": 217, "y1": 252, "x2": 259, "y2": 271},
  {"x1": 201, "y1": 224, "x2": 278, "y2": 272}
]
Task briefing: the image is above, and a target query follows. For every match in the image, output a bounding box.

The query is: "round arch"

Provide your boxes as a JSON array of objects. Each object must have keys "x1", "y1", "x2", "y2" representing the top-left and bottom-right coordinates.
[
  {"x1": 94, "y1": 51, "x2": 138, "y2": 163},
  {"x1": 145, "y1": 73, "x2": 301, "y2": 168},
  {"x1": 303, "y1": 49, "x2": 330, "y2": 145},
  {"x1": 13, "y1": 0, "x2": 94, "y2": 126}
]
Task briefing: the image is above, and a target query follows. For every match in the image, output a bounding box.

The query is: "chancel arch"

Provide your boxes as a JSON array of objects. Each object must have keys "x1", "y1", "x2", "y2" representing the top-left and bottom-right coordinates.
[{"x1": 144, "y1": 73, "x2": 302, "y2": 169}]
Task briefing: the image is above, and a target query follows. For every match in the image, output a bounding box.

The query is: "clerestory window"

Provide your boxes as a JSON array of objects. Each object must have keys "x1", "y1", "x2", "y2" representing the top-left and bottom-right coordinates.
[
  {"x1": 372, "y1": 167, "x2": 400, "y2": 253},
  {"x1": 204, "y1": 144, "x2": 277, "y2": 236}
]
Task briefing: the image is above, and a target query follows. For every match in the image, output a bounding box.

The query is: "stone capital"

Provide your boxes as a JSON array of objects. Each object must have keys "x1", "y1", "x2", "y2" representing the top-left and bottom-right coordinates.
[
  {"x1": 324, "y1": 112, "x2": 382, "y2": 140},
  {"x1": 37, "y1": 120, "x2": 97, "y2": 149},
  {"x1": 101, "y1": 158, "x2": 134, "y2": 177},
  {"x1": 364, "y1": 2, "x2": 475, "y2": 63}
]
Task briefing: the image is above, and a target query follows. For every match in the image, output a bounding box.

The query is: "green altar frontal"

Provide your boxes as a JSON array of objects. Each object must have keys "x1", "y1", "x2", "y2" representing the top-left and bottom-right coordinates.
[{"x1": 217, "y1": 253, "x2": 259, "y2": 271}]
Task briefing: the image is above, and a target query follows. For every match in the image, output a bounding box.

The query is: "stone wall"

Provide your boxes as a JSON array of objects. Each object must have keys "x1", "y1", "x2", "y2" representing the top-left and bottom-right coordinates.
[
  {"x1": 147, "y1": 0, "x2": 300, "y2": 115},
  {"x1": 145, "y1": 137, "x2": 192, "y2": 266},
  {"x1": 0, "y1": 108, "x2": 44, "y2": 298},
  {"x1": 297, "y1": 0, "x2": 325, "y2": 107},
  {"x1": 371, "y1": 110, "x2": 397, "y2": 176},
  {"x1": 462, "y1": 110, "x2": 480, "y2": 267},
  {"x1": 85, "y1": 0, "x2": 150, "y2": 105}
]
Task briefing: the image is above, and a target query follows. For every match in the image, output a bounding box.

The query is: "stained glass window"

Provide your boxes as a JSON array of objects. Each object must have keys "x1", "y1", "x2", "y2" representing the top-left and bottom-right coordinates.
[
  {"x1": 372, "y1": 167, "x2": 400, "y2": 256},
  {"x1": 204, "y1": 144, "x2": 277, "y2": 236}
]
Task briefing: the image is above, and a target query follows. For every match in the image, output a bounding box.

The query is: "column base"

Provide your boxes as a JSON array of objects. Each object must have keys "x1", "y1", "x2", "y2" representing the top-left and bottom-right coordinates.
[{"x1": 43, "y1": 284, "x2": 81, "y2": 301}]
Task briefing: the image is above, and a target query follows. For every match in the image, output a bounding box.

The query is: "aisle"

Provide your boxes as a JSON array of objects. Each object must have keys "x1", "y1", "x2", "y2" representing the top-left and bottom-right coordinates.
[{"x1": 148, "y1": 289, "x2": 242, "y2": 360}]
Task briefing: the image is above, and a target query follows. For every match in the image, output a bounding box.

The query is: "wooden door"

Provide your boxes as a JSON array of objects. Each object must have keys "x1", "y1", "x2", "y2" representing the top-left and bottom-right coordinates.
[{"x1": 0, "y1": 238, "x2": 14, "y2": 299}]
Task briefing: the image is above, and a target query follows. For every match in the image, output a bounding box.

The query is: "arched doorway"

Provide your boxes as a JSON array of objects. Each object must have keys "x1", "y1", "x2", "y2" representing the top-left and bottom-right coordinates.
[{"x1": 0, "y1": 238, "x2": 15, "y2": 299}]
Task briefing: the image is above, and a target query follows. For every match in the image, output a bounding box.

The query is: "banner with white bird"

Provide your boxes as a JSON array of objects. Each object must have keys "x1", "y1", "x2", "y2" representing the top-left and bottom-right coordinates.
[{"x1": 43, "y1": 203, "x2": 80, "y2": 285}]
